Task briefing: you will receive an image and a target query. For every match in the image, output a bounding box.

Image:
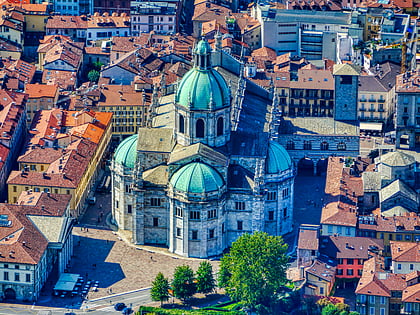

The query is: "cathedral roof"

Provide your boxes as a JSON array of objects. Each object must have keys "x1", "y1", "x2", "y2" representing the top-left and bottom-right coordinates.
[
  {"x1": 175, "y1": 67, "x2": 230, "y2": 110},
  {"x1": 266, "y1": 141, "x2": 292, "y2": 174},
  {"x1": 170, "y1": 162, "x2": 224, "y2": 194},
  {"x1": 113, "y1": 134, "x2": 138, "y2": 168}
]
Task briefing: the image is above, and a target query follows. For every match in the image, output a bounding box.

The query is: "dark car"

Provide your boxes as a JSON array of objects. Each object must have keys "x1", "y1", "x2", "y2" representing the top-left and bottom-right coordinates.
[
  {"x1": 122, "y1": 307, "x2": 133, "y2": 315},
  {"x1": 114, "y1": 303, "x2": 126, "y2": 311}
]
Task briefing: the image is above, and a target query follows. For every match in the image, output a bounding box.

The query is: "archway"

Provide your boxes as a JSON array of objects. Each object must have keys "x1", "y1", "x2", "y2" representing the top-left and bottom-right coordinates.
[
  {"x1": 4, "y1": 288, "x2": 16, "y2": 300},
  {"x1": 297, "y1": 157, "x2": 315, "y2": 176},
  {"x1": 316, "y1": 159, "x2": 328, "y2": 176}
]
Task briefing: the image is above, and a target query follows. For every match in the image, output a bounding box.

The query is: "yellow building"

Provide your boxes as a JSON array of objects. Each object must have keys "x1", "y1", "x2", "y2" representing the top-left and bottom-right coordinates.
[
  {"x1": 22, "y1": 3, "x2": 49, "y2": 33},
  {"x1": 8, "y1": 109, "x2": 112, "y2": 217},
  {"x1": 25, "y1": 83, "x2": 59, "y2": 125}
]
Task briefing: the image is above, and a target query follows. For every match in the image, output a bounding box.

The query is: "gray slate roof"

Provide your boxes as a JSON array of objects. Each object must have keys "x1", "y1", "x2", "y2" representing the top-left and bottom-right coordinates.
[
  {"x1": 375, "y1": 151, "x2": 415, "y2": 167},
  {"x1": 137, "y1": 128, "x2": 174, "y2": 153},
  {"x1": 169, "y1": 143, "x2": 228, "y2": 166},
  {"x1": 363, "y1": 172, "x2": 382, "y2": 192},
  {"x1": 380, "y1": 179, "x2": 418, "y2": 203}
]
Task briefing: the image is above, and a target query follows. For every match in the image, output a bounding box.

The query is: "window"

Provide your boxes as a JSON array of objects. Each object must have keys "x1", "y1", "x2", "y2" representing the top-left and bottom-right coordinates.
[
  {"x1": 282, "y1": 188, "x2": 289, "y2": 199},
  {"x1": 337, "y1": 142, "x2": 346, "y2": 151},
  {"x1": 283, "y1": 207, "x2": 287, "y2": 218},
  {"x1": 26, "y1": 274, "x2": 30, "y2": 283},
  {"x1": 389, "y1": 234, "x2": 393, "y2": 240},
  {"x1": 34, "y1": 187, "x2": 40, "y2": 192},
  {"x1": 66, "y1": 190, "x2": 70, "y2": 195},
  {"x1": 380, "y1": 296, "x2": 385, "y2": 304},
  {"x1": 328, "y1": 225, "x2": 333, "y2": 233},
  {"x1": 380, "y1": 233, "x2": 384, "y2": 239},
  {"x1": 345, "y1": 227, "x2": 351, "y2": 235},
  {"x1": 151, "y1": 198, "x2": 161, "y2": 207},
  {"x1": 267, "y1": 191, "x2": 277, "y2": 201},
  {"x1": 320, "y1": 141, "x2": 329, "y2": 150},
  {"x1": 358, "y1": 269, "x2": 363, "y2": 276},
  {"x1": 176, "y1": 228, "x2": 181, "y2": 237},
  {"x1": 178, "y1": 114, "x2": 184, "y2": 133},
  {"x1": 237, "y1": 220, "x2": 243, "y2": 231},
  {"x1": 175, "y1": 207, "x2": 183, "y2": 217},
  {"x1": 222, "y1": 223, "x2": 225, "y2": 233},
  {"x1": 116, "y1": 200, "x2": 119, "y2": 209},
  {"x1": 127, "y1": 205, "x2": 132, "y2": 214},
  {"x1": 208, "y1": 209, "x2": 217, "y2": 219},
  {"x1": 235, "y1": 202, "x2": 245, "y2": 210},
  {"x1": 196, "y1": 119, "x2": 205, "y2": 138},
  {"x1": 268, "y1": 211, "x2": 274, "y2": 221},
  {"x1": 340, "y1": 75, "x2": 352, "y2": 85},
  {"x1": 4, "y1": 264, "x2": 8, "y2": 269},
  {"x1": 405, "y1": 235, "x2": 411, "y2": 241},
  {"x1": 153, "y1": 217, "x2": 159, "y2": 227},
  {"x1": 286, "y1": 140, "x2": 295, "y2": 150},
  {"x1": 303, "y1": 141, "x2": 312, "y2": 150},
  {"x1": 396, "y1": 234, "x2": 402, "y2": 241},
  {"x1": 337, "y1": 226, "x2": 342, "y2": 234},
  {"x1": 14, "y1": 265, "x2": 19, "y2": 269},
  {"x1": 320, "y1": 287, "x2": 324, "y2": 295},
  {"x1": 4, "y1": 272, "x2": 8, "y2": 281},
  {"x1": 192, "y1": 230, "x2": 198, "y2": 240},
  {"x1": 397, "y1": 264, "x2": 401, "y2": 270},
  {"x1": 369, "y1": 307, "x2": 375, "y2": 315},
  {"x1": 209, "y1": 228, "x2": 215, "y2": 239},
  {"x1": 14, "y1": 273, "x2": 20, "y2": 282},
  {"x1": 370, "y1": 295, "x2": 375, "y2": 303},
  {"x1": 347, "y1": 269, "x2": 354, "y2": 276},
  {"x1": 347, "y1": 259, "x2": 354, "y2": 265},
  {"x1": 337, "y1": 269, "x2": 343, "y2": 275},
  {"x1": 217, "y1": 117, "x2": 224, "y2": 136},
  {"x1": 12, "y1": 186, "x2": 17, "y2": 192},
  {"x1": 190, "y1": 211, "x2": 200, "y2": 220},
  {"x1": 410, "y1": 264, "x2": 414, "y2": 270}
]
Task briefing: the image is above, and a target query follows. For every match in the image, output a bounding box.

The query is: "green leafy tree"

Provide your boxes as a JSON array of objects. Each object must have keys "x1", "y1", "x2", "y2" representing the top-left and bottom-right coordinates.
[
  {"x1": 218, "y1": 231, "x2": 289, "y2": 313},
  {"x1": 151, "y1": 272, "x2": 170, "y2": 306},
  {"x1": 92, "y1": 61, "x2": 104, "y2": 71},
  {"x1": 196, "y1": 261, "x2": 215, "y2": 295},
  {"x1": 172, "y1": 265, "x2": 196, "y2": 302},
  {"x1": 88, "y1": 70, "x2": 100, "y2": 83}
]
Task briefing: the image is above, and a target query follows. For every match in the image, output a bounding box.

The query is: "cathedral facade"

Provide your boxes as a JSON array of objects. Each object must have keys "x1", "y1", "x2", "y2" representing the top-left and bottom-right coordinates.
[{"x1": 111, "y1": 39, "x2": 295, "y2": 258}]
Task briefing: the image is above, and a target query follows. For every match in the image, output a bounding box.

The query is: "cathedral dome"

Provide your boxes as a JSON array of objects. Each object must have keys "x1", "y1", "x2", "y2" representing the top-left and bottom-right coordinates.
[
  {"x1": 175, "y1": 39, "x2": 230, "y2": 110},
  {"x1": 266, "y1": 141, "x2": 292, "y2": 174},
  {"x1": 113, "y1": 134, "x2": 138, "y2": 169},
  {"x1": 170, "y1": 162, "x2": 224, "y2": 194}
]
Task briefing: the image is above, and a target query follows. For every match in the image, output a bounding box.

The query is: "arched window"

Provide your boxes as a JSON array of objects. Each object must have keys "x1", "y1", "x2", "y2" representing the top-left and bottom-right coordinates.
[
  {"x1": 217, "y1": 117, "x2": 224, "y2": 136},
  {"x1": 196, "y1": 119, "x2": 205, "y2": 138},
  {"x1": 303, "y1": 141, "x2": 312, "y2": 150},
  {"x1": 179, "y1": 114, "x2": 184, "y2": 134},
  {"x1": 337, "y1": 142, "x2": 346, "y2": 151},
  {"x1": 286, "y1": 140, "x2": 295, "y2": 150},
  {"x1": 321, "y1": 141, "x2": 329, "y2": 150}
]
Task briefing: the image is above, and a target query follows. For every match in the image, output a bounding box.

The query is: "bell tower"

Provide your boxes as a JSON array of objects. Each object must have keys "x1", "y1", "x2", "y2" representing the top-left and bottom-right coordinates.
[{"x1": 333, "y1": 64, "x2": 360, "y2": 121}]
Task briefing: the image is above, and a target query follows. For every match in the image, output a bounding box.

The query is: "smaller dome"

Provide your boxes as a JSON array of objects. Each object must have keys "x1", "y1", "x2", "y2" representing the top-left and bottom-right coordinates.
[
  {"x1": 114, "y1": 134, "x2": 138, "y2": 168},
  {"x1": 170, "y1": 162, "x2": 224, "y2": 194},
  {"x1": 194, "y1": 39, "x2": 212, "y2": 55},
  {"x1": 266, "y1": 142, "x2": 292, "y2": 174}
]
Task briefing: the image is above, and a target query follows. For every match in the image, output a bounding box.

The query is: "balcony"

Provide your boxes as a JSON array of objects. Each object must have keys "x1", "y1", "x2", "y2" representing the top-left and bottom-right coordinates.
[
  {"x1": 360, "y1": 108, "x2": 366, "y2": 111},
  {"x1": 369, "y1": 98, "x2": 376, "y2": 102},
  {"x1": 369, "y1": 108, "x2": 375, "y2": 112},
  {"x1": 378, "y1": 108, "x2": 385, "y2": 112}
]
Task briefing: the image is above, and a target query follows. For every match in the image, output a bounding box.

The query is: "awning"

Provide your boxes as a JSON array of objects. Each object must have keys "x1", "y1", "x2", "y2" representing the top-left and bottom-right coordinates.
[
  {"x1": 360, "y1": 122, "x2": 383, "y2": 132},
  {"x1": 54, "y1": 273, "x2": 80, "y2": 292}
]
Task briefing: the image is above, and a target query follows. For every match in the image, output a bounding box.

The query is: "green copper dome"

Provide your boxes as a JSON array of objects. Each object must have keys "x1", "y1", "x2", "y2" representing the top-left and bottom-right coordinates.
[
  {"x1": 266, "y1": 141, "x2": 292, "y2": 174},
  {"x1": 114, "y1": 134, "x2": 138, "y2": 168},
  {"x1": 194, "y1": 39, "x2": 212, "y2": 55},
  {"x1": 175, "y1": 68, "x2": 230, "y2": 110},
  {"x1": 170, "y1": 162, "x2": 224, "y2": 194}
]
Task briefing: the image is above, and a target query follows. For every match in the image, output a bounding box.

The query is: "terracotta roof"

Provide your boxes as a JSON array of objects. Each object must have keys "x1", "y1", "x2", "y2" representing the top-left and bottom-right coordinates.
[
  {"x1": 0, "y1": 142, "x2": 9, "y2": 173},
  {"x1": 21, "y1": 3, "x2": 47, "y2": 13},
  {"x1": 321, "y1": 236, "x2": 384, "y2": 259},
  {"x1": 403, "y1": 283, "x2": 420, "y2": 303},
  {"x1": 0, "y1": 90, "x2": 26, "y2": 141},
  {"x1": 305, "y1": 259, "x2": 336, "y2": 282},
  {"x1": 298, "y1": 226, "x2": 319, "y2": 250},
  {"x1": 290, "y1": 69, "x2": 334, "y2": 90},
  {"x1": 46, "y1": 16, "x2": 87, "y2": 30},
  {"x1": 390, "y1": 241, "x2": 420, "y2": 262},
  {"x1": 192, "y1": 2, "x2": 231, "y2": 23},
  {"x1": 43, "y1": 41, "x2": 84, "y2": 69},
  {"x1": 42, "y1": 70, "x2": 77, "y2": 91},
  {"x1": 87, "y1": 13, "x2": 130, "y2": 29},
  {"x1": 358, "y1": 212, "x2": 420, "y2": 233},
  {"x1": 85, "y1": 46, "x2": 109, "y2": 55},
  {"x1": 98, "y1": 84, "x2": 150, "y2": 107},
  {"x1": 0, "y1": 204, "x2": 48, "y2": 265},
  {"x1": 251, "y1": 47, "x2": 277, "y2": 61},
  {"x1": 17, "y1": 147, "x2": 63, "y2": 164},
  {"x1": 25, "y1": 83, "x2": 58, "y2": 98},
  {"x1": 0, "y1": 38, "x2": 22, "y2": 53},
  {"x1": 16, "y1": 191, "x2": 71, "y2": 217}
]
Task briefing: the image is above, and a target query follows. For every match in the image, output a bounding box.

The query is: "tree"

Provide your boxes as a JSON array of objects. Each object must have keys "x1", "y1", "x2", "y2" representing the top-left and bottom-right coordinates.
[
  {"x1": 196, "y1": 261, "x2": 215, "y2": 295},
  {"x1": 172, "y1": 265, "x2": 196, "y2": 302},
  {"x1": 218, "y1": 231, "x2": 289, "y2": 312},
  {"x1": 88, "y1": 70, "x2": 100, "y2": 83},
  {"x1": 150, "y1": 272, "x2": 170, "y2": 306}
]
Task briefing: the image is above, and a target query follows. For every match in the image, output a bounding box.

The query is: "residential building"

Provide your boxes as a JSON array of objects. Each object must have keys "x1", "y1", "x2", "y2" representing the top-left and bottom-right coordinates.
[
  {"x1": 24, "y1": 84, "x2": 59, "y2": 125},
  {"x1": 93, "y1": 0, "x2": 130, "y2": 15},
  {"x1": 320, "y1": 236, "x2": 384, "y2": 279},
  {"x1": 0, "y1": 197, "x2": 72, "y2": 302},
  {"x1": 303, "y1": 259, "x2": 336, "y2": 296},
  {"x1": 45, "y1": 16, "x2": 88, "y2": 42},
  {"x1": 7, "y1": 109, "x2": 112, "y2": 217},
  {"x1": 0, "y1": 58, "x2": 36, "y2": 91},
  {"x1": 395, "y1": 70, "x2": 420, "y2": 149},
  {"x1": 192, "y1": 2, "x2": 231, "y2": 38},
  {"x1": 21, "y1": 3, "x2": 49, "y2": 57},
  {"x1": 297, "y1": 224, "x2": 319, "y2": 267},
  {"x1": 0, "y1": 90, "x2": 27, "y2": 199},
  {"x1": 130, "y1": 1, "x2": 177, "y2": 36},
  {"x1": 0, "y1": 4, "x2": 24, "y2": 48},
  {"x1": 390, "y1": 241, "x2": 420, "y2": 274},
  {"x1": 86, "y1": 12, "x2": 130, "y2": 46}
]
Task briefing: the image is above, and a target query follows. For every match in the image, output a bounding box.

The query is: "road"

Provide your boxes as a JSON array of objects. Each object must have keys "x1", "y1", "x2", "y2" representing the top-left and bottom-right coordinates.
[{"x1": 0, "y1": 288, "x2": 152, "y2": 314}]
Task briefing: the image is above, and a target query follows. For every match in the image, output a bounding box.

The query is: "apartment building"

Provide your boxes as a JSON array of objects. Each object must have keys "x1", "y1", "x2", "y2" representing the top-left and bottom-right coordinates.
[
  {"x1": 390, "y1": 242, "x2": 420, "y2": 274},
  {"x1": 24, "y1": 84, "x2": 59, "y2": 124}
]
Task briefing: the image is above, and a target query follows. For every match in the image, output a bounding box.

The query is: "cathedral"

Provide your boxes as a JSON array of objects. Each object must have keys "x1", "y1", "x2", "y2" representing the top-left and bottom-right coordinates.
[{"x1": 111, "y1": 39, "x2": 295, "y2": 258}]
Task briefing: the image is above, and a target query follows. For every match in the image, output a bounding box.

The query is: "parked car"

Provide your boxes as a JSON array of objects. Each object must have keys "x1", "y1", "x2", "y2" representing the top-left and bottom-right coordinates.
[{"x1": 114, "y1": 303, "x2": 126, "y2": 311}]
